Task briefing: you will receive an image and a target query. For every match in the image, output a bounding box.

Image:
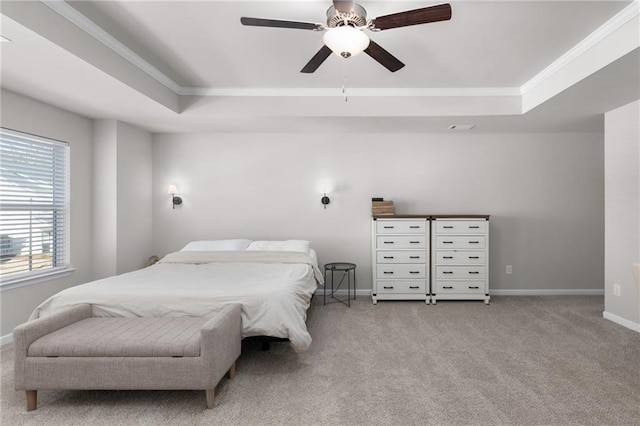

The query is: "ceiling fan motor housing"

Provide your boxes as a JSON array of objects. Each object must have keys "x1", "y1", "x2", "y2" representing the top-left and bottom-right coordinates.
[{"x1": 326, "y1": 4, "x2": 368, "y2": 28}]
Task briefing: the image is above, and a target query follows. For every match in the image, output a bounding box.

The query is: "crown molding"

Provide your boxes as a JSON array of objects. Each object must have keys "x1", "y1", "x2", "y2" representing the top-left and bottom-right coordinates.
[
  {"x1": 521, "y1": 0, "x2": 639, "y2": 95},
  {"x1": 41, "y1": 0, "x2": 182, "y2": 93},
  {"x1": 177, "y1": 87, "x2": 521, "y2": 97}
]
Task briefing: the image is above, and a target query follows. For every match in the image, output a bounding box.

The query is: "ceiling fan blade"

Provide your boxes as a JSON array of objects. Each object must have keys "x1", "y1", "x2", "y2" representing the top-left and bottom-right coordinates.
[
  {"x1": 333, "y1": 0, "x2": 354, "y2": 13},
  {"x1": 371, "y1": 3, "x2": 452, "y2": 31},
  {"x1": 364, "y1": 40, "x2": 405, "y2": 72},
  {"x1": 240, "y1": 17, "x2": 323, "y2": 31},
  {"x1": 301, "y1": 45, "x2": 333, "y2": 73}
]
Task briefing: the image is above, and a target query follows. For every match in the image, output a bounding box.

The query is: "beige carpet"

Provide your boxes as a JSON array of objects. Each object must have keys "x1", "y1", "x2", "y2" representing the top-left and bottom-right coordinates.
[{"x1": 1, "y1": 296, "x2": 639, "y2": 425}]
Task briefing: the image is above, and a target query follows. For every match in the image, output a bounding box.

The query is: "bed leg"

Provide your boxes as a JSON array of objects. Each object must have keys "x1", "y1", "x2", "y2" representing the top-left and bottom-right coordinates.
[
  {"x1": 205, "y1": 389, "x2": 215, "y2": 409},
  {"x1": 26, "y1": 390, "x2": 37, "y2": 411},
  {"x1": 228, "y1": 360, "x2": 237, "y2": 379}
]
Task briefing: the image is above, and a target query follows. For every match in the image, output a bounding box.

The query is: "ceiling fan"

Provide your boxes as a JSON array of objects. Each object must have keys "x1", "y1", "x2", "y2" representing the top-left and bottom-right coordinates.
[{"x1": 240, "y1": 1, "x2": 452, "y2": 73}]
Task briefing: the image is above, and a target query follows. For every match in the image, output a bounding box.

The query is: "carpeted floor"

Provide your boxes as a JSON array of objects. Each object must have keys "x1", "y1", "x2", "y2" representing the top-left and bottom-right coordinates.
[{"x1": 1, "y1": 296, "x2": 639, "y2": 425}]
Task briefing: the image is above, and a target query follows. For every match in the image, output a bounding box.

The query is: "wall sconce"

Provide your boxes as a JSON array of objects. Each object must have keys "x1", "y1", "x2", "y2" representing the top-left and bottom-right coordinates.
[
  {"x1": 168, "y1": 185, "x2": 182, "y2": 209},
  {"x1": 320, "y1": 181, "x2": 331, "y2": 209}
]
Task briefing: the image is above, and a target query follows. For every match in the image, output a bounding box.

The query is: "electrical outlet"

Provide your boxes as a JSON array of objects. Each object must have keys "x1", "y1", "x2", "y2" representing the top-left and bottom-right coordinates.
[
  {"x1": 506, "y1": 265, "x2": 513, "y2": 275},
  {"x1": 613, "y1": 283, "x2": 621, "y2": 296}
]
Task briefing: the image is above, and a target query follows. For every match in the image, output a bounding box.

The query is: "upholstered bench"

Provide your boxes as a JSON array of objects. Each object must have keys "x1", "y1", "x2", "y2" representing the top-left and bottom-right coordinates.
[{"x1": 13, "y1": 304, "x2": 241, "y2": 411}]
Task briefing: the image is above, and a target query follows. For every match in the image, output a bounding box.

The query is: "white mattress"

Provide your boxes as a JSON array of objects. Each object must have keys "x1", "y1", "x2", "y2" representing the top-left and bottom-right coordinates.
[{"x1": 30, "y1": 251, "x2": 322, "y2": 352}]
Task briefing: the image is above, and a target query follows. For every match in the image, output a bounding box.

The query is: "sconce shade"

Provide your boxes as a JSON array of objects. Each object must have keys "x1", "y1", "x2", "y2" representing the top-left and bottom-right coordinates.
[
  {"x1": 323, "y1": 26, "x2": 370, "y2": 58},
  {"x1": 168, "y1": 184, "x2": 182, "y2": 209},
  {"x1": 320, "y1": 181, "x2": 332, "y2": 195}
]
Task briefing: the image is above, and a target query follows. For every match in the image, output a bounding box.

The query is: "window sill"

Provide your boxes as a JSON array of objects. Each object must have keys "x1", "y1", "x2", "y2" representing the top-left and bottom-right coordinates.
[{"x1": 0, "y1": 267, "x2": 76, "y2": 291}]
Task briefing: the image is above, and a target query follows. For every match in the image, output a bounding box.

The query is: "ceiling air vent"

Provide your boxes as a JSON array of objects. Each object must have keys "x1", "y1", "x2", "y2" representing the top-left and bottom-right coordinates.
[{"x1": 448, "y1": 124, "x2": 476, "y2": 130}]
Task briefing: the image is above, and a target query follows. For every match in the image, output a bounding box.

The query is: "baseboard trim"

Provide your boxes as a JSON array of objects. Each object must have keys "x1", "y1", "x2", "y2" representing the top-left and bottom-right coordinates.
[
  {"x1": 315, "y1": 289, "x2": 371, "y2": 297},
  {"x1": 603, "y1": 311, "x2": 640, "y2": 333},
  {"x1": 490, "y1": 289, "x2": 604, "y2": 296},
  {"x1": 1, "y1": 333, "x2": 13, "y2": 346},
  {"x1": 316, "y1": 288, "x2": 604, "y2": 297}
]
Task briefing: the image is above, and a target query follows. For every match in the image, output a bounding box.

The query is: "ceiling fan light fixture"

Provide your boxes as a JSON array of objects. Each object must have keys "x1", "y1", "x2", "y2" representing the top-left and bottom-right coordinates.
[{"x1": 323, "y1": 26, "x2": 370, "y2": 58}]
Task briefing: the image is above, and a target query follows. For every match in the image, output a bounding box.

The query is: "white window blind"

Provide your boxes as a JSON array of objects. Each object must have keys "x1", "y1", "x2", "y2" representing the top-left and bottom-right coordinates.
[{"x1": 0, "y1": 128, "x2": 69, "y2": 284}]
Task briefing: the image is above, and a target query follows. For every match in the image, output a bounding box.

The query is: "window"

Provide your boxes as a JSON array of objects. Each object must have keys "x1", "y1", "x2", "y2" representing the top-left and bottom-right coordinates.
[{"x1": 0, "y1": 128, "x2": 70, "y2": 286}]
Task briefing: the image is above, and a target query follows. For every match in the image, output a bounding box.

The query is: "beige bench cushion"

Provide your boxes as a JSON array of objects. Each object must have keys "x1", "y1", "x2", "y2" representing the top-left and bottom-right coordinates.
[{"x1": 28, "y1": 317, "x2": 209, "y2": 357}]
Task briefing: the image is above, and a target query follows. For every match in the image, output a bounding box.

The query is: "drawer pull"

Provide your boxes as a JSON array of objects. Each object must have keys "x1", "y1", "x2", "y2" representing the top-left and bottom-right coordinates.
[
  {"x1": 443, "y1": 241, "x2": 453, "y2": 244},
  {"x1": 443, "y1": 226, "x2": 454, "y2": 229},
  {"x1": 410, "y1": 241, "x2": 420, "y2": 244},
  {"x1": 383, "y1": 256, "x2": 394, "y2": 259},
  {"x1": 469, "y1": 226, "x2": 480, "y2": 229},
  {"x1": 409, "y1": 271, "x2": 420, "y2": 274},
  {"x1": 409, "y1": 226, "x2": 420, "y2": 229},
  {"x1": 443, "y1": 256, "x2": 454, "y2": 259},
  {"x1": 468, "y1": 271, "x2": 480, "y2": 275},
  {"x1": 383, "y1": 241, "x2": 394, "y2": 244},
  {"x1": 469, "y1": 241, "x2": 480, "y2": 244},
  {"x1": 383, "y1": 226, "x2": 394, "y2": 229},
  {"x1": 383, "y1": 271, "x2": 394, "y2": 274},
  {"x1": 383, "y1": 286, "x2": 394, "y2": 289},
  {"x1": 409, "y1": 256, "x2": 420, "y2": 259},
  {"x1": 469, "y1": 286, "x2": 479, "y2": 289},
  {"x1": 469, "y1": 256, "x2": 480, "y2": 259},
  {"x1": 409, "y1": 286, "x2": 419, "y2": 289},
  {"x1": 443, "y1": 271, "x2": 454, "y2": 274},
  {"x1": 443, "y1": 286, "x2": 453, "y2": 289}
]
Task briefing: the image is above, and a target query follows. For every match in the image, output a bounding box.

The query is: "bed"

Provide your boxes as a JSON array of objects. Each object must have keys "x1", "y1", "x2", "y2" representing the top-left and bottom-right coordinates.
[{"x1": 29, "y1": 240, "x2": 323, "y2": 353}]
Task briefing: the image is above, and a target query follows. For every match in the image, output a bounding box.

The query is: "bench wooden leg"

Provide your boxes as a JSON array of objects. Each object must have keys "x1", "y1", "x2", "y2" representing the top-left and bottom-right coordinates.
[
  {"x1": 205, "y1": 388, "x2": 215, "y2": 409},
  {"x1": 228, "y1": 360, "x2": 237, "y2": 379},
  {"x1": 26, "y1": 390, "x2": 37, "y2": 411}
]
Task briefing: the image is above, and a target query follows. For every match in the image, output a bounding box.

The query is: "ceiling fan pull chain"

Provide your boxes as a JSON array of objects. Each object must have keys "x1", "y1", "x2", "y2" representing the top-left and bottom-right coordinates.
[{"x1": 342, "y1": 59, "x2": 348, "y2": 102}]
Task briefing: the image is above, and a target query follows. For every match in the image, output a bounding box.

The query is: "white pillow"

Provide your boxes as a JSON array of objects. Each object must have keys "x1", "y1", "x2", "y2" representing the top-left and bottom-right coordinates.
[
  {"x1": 181, "y1": 239, "x2": 252, "y2": 251},
  {"x1": 246, "y1": 240, "x2": 311, "y2": 254}
]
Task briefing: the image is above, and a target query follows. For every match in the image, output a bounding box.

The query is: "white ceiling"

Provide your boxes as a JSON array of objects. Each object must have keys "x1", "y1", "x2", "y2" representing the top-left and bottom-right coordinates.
[{"x1": 1, "y1": 0, "x2": 638, "y2": 133}]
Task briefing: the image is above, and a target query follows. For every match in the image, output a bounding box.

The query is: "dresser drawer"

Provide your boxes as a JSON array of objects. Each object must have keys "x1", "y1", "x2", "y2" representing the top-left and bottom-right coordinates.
[
  {"x1": 434, "y1": 251, "x2": 486, "y2": 265},
  {"x1": 435, "y1": 236, "x2": 485, "y2": 249},
  {"x1": 435, "y1": 220, "x2": 487, "y2": 234},
  {"x1": 377, "y1": 264, "x2": 426, "y2": 279},
  {"x1": 377, "y1": 281, "x2": 426, "y2": 294},
  {"x1": 434, "y1": 281, "x2": 485, "y2": 294},
  {"x1": 376, "y1": 220, "x2": 427, "y2": 234},
  {"x1": 377, "y1": 236, "x2": 427, "y2": 249},
  {"x1": 435, "y1": 266, "x2": 486, "y2": 279},
  {"x1": 377, "y1": 251, "x2": 426, "y2": 264}
]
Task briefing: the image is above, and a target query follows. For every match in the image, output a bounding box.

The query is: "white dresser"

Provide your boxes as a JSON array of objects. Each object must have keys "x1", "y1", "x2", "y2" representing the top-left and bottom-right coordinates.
[
  {"x1": 371, "y1": 217, "x2": 430, "y2": 305},
  {"x1": 431, "y1": 216, "x2": 490, "y2": 304}
]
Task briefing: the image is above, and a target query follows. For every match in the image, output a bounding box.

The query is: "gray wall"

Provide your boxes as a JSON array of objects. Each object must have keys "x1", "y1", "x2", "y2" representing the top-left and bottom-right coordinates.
[
  {"x1": 152, "y1": 132, "x2": 605, "y2": 294},
  {"x1": 0, "y1": 90, "x2": 95, "y2": 337},
  {"x1": 604, "y1": 100, "x2": 640, "y2": 328},
  {"x1": 93, "y1": 120, "x2": 153, "y2": 279},
  {"x1": 115, "y1": 121, "x2": 153, "y2": 274},
  {"x1": 92, "y1": 120, "x2": 118, "y2": 278},
  {"x1": 1, "y1": 91, "x2": 153, "y2": 338},
  {"x1": 0, "y1": 90, "x2": 609, "y2": 339}
]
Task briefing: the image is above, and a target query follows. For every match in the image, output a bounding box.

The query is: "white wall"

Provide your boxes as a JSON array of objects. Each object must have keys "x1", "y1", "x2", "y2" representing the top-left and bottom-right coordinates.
[
  {"x1": 92, "y1": 120, "x2": 118, "y2": 278},
  {"x1": 1, "y1": 96, "x2": 152, "y2": 338},
  {"x1": 93, "y1": 120, "x2": 152, "y2": 278},
  {"x1": 152, "y1": 132, "x2": 605, "y2": 293},
  {"x1": 0, "y1": 90, "x2": 94, "y2": 336},
  {"x1": 115, "y1": 121, "x2": 152, "y2": 273},
  {"x1": 604, "y1": 100, "x2": 640, "y2": 330}
]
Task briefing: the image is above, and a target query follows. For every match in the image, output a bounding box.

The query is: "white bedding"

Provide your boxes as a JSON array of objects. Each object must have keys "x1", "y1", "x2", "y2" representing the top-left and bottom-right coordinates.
[{"x1": 30, "y1": 251, "x2": 322, "y2": 352}]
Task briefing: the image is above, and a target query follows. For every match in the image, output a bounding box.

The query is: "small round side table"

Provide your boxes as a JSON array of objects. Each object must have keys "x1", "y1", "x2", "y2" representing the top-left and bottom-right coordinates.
[{"x1": 324, "y1": 262, "x2": 356, "y2": 307}]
